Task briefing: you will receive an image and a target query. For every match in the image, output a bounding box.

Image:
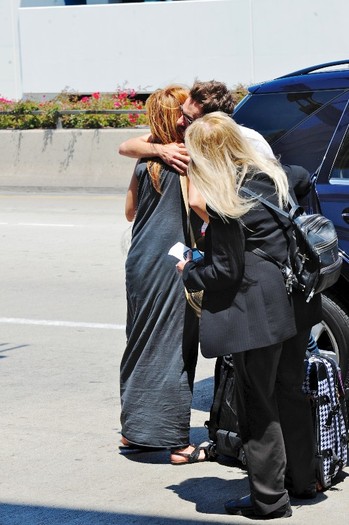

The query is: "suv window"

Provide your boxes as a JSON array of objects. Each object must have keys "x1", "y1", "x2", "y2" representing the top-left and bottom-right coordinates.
[
  {"x1": 235, "y1": 91, "x2": 348, "y2": 174},
  {"x1": 235, "y1": 90, "x2": 343, "y2": 142}
]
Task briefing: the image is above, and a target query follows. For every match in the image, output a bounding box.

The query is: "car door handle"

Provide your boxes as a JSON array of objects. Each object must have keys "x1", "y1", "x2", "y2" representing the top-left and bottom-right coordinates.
[{"x1": 342, "y1": 208, "x2": 349, "y2": 224}]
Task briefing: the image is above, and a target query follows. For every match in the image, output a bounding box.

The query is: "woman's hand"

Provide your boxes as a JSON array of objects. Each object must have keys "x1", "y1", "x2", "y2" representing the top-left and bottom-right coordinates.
[{"x1": 176, "y1": 260, "x2": 188, "y2": 273}]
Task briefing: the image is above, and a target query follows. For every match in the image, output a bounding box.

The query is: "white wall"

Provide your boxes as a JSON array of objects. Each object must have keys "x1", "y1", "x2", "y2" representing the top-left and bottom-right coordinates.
[
  {"x1": 1, "y1": 0, "x2": 349, "y2": 100},
  {"x1": 18, "y1": 1, "x2": 250, "y2": 97},
  {"x1": 0, "y1": 0, "x2": 22, "y2": 99},
  {"x1": 249, "y1": 1, "x2": 349, "y2": 81}
]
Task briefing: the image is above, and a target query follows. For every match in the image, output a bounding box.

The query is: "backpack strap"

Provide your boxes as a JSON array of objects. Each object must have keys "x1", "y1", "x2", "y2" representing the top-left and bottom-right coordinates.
[
  {"x1": 240, "y1": 186, "x2": 289, "y2": 217},
  {"x1": 240, "y1": 186, "x2": 302, "y2": 221},
  {"x1": 179, "y1": 174, "x2": 196, "y2": 247},
  {"x1": 240, "y1": 186, "x2": 295, "y2": 294}
]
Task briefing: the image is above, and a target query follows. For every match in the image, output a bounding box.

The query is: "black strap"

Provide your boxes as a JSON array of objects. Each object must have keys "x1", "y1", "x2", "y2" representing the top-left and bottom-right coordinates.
[
  {"x1": 179, "y1": 174, "x2": 196, "y2": 247},
  {"x1": 240, "y1": 186, "x2": 300, "y2": 221},
  {"x1": 241, "y1": 186, "x2": 290, "y2": 269},
  {"x1": 241, "y1": 187, "x2": 297, "y2": 294},
  {"x1": 207, "y1": 360, "x2": 232, "y2": 434}
]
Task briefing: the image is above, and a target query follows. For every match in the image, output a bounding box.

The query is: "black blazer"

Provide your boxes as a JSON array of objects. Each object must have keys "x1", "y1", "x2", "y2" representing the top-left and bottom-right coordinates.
[{"x1": 183, "y1": 171, "x2": 322, "y2": 358}]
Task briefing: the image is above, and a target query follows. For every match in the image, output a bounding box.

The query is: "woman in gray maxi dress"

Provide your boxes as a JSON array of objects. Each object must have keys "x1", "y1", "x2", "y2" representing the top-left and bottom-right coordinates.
[{"x1": 120, "y1": 87, "x2": 199, "y2": 451}]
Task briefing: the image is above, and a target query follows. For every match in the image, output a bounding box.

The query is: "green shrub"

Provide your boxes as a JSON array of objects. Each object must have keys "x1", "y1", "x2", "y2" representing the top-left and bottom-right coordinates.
[
  {"x1": 0, "y1": 85, "x2": 248, "y2": 130},
  {"x1": 0, "y1": 90, "x2": 147, "y2": 130}
]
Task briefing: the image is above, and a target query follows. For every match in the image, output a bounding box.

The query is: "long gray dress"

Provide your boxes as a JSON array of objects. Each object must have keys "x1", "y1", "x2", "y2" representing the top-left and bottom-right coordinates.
[{"x1": 120, "y1": 160, "x2": 199, "y2": 448}]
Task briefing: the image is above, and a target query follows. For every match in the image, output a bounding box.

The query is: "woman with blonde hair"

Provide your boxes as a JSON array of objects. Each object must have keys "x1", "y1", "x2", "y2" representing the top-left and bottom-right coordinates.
[
  {"x1": 177, "y1": 112, "x2": 322, "y2": 518},
  {"x1": 120, "y1": 85, "x2": 210, "y2": 464}
]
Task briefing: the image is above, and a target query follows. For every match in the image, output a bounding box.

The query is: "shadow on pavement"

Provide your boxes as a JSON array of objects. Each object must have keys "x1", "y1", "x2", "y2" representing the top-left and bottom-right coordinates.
[
  {"x1": 0, "y1": 502, "x2": 241, "y2": 525},
  {"x1": 167, "y1": 475, "x2": 330, "y2": 515},
  {"x1": 167, "y1": 475, "x2": 249, "y2": 515}
]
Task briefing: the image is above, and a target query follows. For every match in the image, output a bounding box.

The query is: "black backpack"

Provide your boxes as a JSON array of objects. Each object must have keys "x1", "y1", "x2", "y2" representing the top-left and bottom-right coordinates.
[
  {"x1": 241, "y1": 187, "x2": 342, "y2": 302},
  {"x1": 205, "y1": 355, "x2": 246, "y2": 464}
]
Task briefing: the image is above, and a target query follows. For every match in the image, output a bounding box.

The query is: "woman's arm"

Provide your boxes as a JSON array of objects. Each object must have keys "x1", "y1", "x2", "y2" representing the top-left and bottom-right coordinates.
[
  {"x1": 125, "y1": 167, "x2": 139, "y2": 222},
  {"x1": 178, "y1": 217, "x2": 245, "y2": 293}
]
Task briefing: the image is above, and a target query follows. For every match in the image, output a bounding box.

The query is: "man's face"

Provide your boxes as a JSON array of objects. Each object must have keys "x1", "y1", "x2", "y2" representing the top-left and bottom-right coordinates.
[{"x1": 177, "y1": 96, "x2": 203, "y2": 134}]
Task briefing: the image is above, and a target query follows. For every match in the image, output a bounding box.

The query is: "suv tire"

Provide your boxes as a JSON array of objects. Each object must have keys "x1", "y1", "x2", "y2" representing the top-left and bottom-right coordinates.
[{"x1": 312, "y1": 294, "x2": 349, "y2": 390}]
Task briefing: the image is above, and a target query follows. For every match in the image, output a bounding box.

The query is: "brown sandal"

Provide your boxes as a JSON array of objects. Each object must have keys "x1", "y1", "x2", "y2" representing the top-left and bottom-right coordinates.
[{"x1": 170, "y1": 443, "x2": 214, "y2": 465}]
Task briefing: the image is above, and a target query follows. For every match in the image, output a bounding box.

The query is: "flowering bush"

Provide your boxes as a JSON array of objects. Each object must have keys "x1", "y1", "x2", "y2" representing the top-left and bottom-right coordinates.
[
  {"x1": 0, "y1": 90, "x2": 148, "y2": 130},
  {"x1": 0, "y1": 85, "x2": 248, "y2": 130}
]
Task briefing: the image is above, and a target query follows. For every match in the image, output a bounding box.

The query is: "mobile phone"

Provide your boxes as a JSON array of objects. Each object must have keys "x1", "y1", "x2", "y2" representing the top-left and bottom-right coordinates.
[{"x1": 184, "y1": 248, "x2": 204, "y2": 262}]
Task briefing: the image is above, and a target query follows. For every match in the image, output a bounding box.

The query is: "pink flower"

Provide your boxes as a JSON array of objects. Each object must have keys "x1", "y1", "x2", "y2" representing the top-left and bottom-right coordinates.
[
  {"x1": 129, "y1": 114, "x2": 138, "y2": 124},
  {"x1": 81, "y1": 96, "x2": 90, "y2": 103},
  {"x1": 92, "y1": 92, "x2": 100, "y2": 100}
]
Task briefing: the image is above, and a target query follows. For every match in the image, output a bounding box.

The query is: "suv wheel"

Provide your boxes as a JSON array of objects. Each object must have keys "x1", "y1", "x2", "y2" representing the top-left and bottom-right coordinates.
[{"x1": 311, "y1": 294, "x2": 349, "y2": 389}]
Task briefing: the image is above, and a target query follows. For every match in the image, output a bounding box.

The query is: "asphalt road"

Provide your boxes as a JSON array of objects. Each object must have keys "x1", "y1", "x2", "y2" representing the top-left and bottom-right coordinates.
[{"x1": 1, "y1": 191, "x2": 348, "y2": 525}]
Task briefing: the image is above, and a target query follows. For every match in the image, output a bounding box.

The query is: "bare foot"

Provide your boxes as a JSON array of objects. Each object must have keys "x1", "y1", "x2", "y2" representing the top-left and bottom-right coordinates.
[{"x1": 120, "y1": 436, "x2": 131, "y2": 447}]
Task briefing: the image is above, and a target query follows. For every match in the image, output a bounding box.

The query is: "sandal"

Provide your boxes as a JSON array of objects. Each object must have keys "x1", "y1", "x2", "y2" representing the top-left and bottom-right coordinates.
[{"x1": 170, "y1": 442, "x2": 214, "y2": 465}]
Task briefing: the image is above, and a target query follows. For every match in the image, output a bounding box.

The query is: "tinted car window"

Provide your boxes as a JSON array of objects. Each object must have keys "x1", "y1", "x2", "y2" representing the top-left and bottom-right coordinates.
[
  {"x1": 235, "y1": 91, "x2": 338, "y2": 140},
  {"x1": 234, "y1": 91, "x2": 347, "y2": 174}
]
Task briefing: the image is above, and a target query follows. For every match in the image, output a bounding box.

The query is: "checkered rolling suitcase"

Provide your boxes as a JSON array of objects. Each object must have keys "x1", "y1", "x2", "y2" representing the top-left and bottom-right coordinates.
[{"x1": 303, "y1": 355, "x2": 349, "y2": 489}]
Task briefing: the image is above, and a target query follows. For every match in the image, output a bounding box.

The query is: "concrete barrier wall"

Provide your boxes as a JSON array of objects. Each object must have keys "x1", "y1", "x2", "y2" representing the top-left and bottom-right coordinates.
[{"x1": 0, "y1": 128, "x2": 148, "y2": 191}]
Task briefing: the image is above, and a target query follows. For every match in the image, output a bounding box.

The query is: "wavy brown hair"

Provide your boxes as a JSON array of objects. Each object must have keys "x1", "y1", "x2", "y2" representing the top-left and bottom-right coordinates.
[
  {"x1": 190, "y1": 80, "x2": 235, "y2": 115},
  {"x1": 146, "y1": 85, "x2": 189, "y2": 193}
]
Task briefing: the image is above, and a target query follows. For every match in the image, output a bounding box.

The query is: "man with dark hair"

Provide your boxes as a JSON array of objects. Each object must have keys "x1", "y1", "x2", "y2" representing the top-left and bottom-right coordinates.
[{"x1": 190, "y1": 80, "x2": 236, "y2": 115}]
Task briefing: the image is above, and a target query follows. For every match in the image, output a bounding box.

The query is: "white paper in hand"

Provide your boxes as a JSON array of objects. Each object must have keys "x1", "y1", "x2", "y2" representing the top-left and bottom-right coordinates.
[{"x1": 168, "y1": 242, "x2": 190, "y2": 261}]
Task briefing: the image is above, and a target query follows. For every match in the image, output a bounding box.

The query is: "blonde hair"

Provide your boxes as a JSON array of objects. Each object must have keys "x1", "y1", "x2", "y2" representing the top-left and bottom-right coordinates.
[
  {"x1": 145, "y1": 85, "x2": 189, "y2": 193},
  {"x1": 185, "y1": 112, "x2": 289, "y2": 220}
]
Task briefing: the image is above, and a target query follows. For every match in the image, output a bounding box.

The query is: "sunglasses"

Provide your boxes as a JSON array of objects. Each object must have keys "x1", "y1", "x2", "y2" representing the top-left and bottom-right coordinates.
[{"x1": 179, "y1": 105, "x2": 195, "y2": 126}]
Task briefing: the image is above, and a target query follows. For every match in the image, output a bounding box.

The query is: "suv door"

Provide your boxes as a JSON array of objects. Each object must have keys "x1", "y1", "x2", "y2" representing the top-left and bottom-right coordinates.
[
  {"x1": 235, "y1": 87, "x2": 349, "y2": 386},
  {"x1": 315, "y1": 104, "x2": 349, "y2": 282}
]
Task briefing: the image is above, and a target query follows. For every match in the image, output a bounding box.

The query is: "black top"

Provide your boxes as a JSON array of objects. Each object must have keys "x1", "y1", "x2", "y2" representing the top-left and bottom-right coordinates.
[{"x1": 183, "y1": 168, "x2": 322, "y2": 357}]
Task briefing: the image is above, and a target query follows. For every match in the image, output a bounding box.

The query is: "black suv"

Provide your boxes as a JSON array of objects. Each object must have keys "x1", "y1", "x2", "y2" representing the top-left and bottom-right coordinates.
[{"x1": 233, "y1": 60, "x2": 349, "y2": 383}]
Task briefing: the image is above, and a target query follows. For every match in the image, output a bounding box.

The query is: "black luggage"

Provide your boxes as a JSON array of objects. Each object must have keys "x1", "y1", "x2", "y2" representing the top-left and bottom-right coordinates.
[
  {"x1": 206, "y1": 351, "x2": 349, "y2": 490},
  {"x1": 303, "y1": 354, "x2": 349, "y2": 489},
  {"x1": 205, "y1": 355, "x2": 245, "y2": 464}
]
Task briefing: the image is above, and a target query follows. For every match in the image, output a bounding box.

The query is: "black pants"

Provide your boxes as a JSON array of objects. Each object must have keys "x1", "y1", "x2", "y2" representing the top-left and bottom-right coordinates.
[{"x1": 232, "y1": 328, "x2": 315, "y2": 515}]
